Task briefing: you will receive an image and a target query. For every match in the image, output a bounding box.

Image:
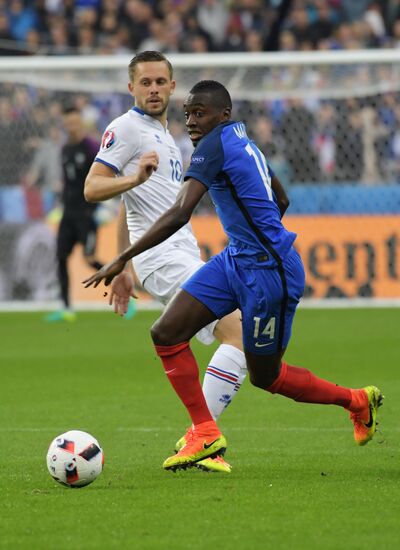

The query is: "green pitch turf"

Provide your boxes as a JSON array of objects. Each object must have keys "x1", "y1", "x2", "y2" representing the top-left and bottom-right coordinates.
[{"x1": 0, "y1": 308, "x2": 399, "y2": 550}]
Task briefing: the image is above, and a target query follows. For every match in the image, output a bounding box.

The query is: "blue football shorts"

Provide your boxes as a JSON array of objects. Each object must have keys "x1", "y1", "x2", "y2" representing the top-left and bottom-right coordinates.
[{"x1": 181, "y1": 246, "x2": 305, "y2": 355}]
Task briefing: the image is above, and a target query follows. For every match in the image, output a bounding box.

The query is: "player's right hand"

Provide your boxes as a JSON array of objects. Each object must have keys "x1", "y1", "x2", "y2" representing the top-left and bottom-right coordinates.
[
  {"x1": 109, "y1": 271, "x2": 137, "y2": 316},
  {"x1": 135, "y1": 151, "x2": 159, "y2": 185},
  {"x1": 82, "y1": 257, "x2": 126, "y2": 288}
]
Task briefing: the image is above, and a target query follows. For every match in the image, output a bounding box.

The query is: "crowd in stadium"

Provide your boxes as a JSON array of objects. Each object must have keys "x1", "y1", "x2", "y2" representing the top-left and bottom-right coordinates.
[
  {"x1": 0, "y1": 0, "x2": 398, "y2": 56},
  {"x1": 2, "y1": 84, "x2": 400, "y2": 194},
  {"x1": 1, "y1": 0, "x2": 400, "y2": 207}
]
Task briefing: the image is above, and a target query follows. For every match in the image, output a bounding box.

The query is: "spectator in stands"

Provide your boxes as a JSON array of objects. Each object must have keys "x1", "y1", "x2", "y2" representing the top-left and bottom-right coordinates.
[
  {"x1": 232, "y1": 0, "x2": 266, "y2": 34},
  {"x1": 120, "y1": 0, "x2": 153, "y2": 51},
  {"x1": 0, "y1": 0, "x2": 398, "y2": 55},
  {"x1": 181, "y1": 11, "x2": 212, "y2": 51},
  {"x1": 314, "y1": 101, "x2": 336, "y2": 181},
  {"x1": 98, "y1": 10, "x2": 118, "y2": 39},
  {"x1": 244, "y1": 29, "x2": 264, "y2": 52},
  {"x1": 351, "y1": 19, "x2": 377, "y2": 48},
  {"x1": 196, "y1": 0, "x2": 229, "y2": 49},
  {"x1": 341, "y1": 0, "x2": 372, "y2": 22},
  {"x1": 390, "y1": 19, "x2": 400, "y2": 47},
  {"x1": 364, "y1": 1, "x2": 386, "y2": 42},
  {"x1": 8, "y1": 0, "x2": 37, "y2": 42},
  {"x1": 390, "y1": 104, "x2": 400, "y2": 182},
  {"x1": 24, "y1": 28, "x2": 43, "y2": 54},
  {"x1": 281, "y1": 98, "x2": 320, "y2": 183},
  {"x1": 0, "y1": 97, "x2": 26, "y2": 185},
  {"x1": 138, "y1": 18, "x2": 167, "y2": 52},
  {"x1": 75, "y1": 93, "x2": 101, "y2": 131},
  {"x1": 335, "y1": 100, "x2": 364, "y2": 182},
  {"x1": 375, "y1": 93, "x2": 397, "y2": 178},
  {"x1": 307, "y1": 1, "x2": 335, "y2": 47},
  {"x1": 288, "y1": 6, "x2": 311, "y2": 45},
  {"x1": 76, "y1": 24, "x2": 97, "y2": 54},
  {"x1": 183, "y1": 32, "x2": 209, "y2": 53},
  {"x1": 0, "y1": 10, "x2": 18, "y2": 55},
  {"x1": 24, "y1": 124, "x2": 62, "y2": 193},
  {"x1": 221, "y1": 13, "x2": 245, "y2": 51},
  {"x1": 279, "y1": 29, "x2": 297, "y2": 50},
  {"x1": 252, "y1": 114, "x2": 278, "y2": 158},
  {"x1": 48, "y1": 19, "x2": 70, "y2": 55},
  {"x1": 2, "y1": 1, "x2": 400, "y2": 193},
  {"x1": 360, "y1": 103, "x2": 382, "y2": 183}
]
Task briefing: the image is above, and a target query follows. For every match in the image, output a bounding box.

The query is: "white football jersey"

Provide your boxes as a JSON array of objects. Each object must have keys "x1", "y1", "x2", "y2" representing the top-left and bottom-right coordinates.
[{"x1": 95, "y1": 107, "x2": 200, "y2": 284}]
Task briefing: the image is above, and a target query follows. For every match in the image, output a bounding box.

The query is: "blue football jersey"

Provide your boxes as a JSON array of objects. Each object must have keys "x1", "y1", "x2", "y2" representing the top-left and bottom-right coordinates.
[{"x1": 185, "y1": 121, "x2": 296, "y2": 266}]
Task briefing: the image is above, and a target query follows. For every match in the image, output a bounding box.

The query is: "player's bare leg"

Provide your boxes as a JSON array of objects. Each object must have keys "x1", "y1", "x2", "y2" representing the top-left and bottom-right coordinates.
[
  {"x1": 151, "y1": 290, "x2": 228, "y2": 470},
  {"x1": 245, "y1": 351, "x2": 383, "y2": 445},
  {"x1": 177, "y1": 310, "x2": 244, "y2": 473},
  {"x1": 197, "y1": 310, "x2": 244, "y2": 472}
]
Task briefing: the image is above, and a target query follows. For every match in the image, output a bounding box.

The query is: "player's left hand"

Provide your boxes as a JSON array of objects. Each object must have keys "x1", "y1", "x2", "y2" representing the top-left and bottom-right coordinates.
[
  {"x1": 109, "y1": 271, "x2": 137, "y2": 316},
  {"x1": 83, "y1": 257, "x2": 126, "y2": 288}
]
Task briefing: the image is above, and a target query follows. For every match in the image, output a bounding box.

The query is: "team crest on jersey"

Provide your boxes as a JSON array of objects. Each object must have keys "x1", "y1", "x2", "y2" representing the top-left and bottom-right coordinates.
[{"x1": 101, "y1": 130, "x2": 115, "y2": 150}]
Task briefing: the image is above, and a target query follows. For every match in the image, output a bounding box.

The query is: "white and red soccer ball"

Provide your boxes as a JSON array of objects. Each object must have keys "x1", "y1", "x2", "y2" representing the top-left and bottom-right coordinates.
[{"x1": 46, "y1": 430, "x2": 104, "y2": 488}]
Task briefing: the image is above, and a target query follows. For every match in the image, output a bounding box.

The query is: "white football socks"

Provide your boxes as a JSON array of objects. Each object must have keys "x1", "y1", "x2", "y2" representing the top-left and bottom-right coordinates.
[{"x1": 202, "y1": 344, "x2": 247, "y2": 421}]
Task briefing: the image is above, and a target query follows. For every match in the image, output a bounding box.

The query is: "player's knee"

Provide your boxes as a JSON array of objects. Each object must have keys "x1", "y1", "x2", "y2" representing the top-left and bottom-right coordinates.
[
  {"x1": 248, "y1": 370, "x2": 266, "y2": 389},
  {"x1": 248, "y1": 365, "x2": 280, "y2": 389},
  {"x1": 213, "y1": 311, "x2": 243, "y2": 349},
  {"x1": 150, "y1": 319, "x2": 175, "y2": 346}
]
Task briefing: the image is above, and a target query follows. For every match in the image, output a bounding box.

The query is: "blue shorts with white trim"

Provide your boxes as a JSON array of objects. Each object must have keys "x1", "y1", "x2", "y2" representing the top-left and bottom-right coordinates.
[{"x1": 181, "y1": 246, "x2": 305, "y2": 355}]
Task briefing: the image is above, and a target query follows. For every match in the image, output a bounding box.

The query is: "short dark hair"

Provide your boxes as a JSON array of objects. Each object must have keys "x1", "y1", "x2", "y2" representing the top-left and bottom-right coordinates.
[
  {"x1": 129, "y1": 51, "x2": 173, "y2": 82},
  {"x1": 189, "y1": 80, "x2": 232, "y2": 109}
]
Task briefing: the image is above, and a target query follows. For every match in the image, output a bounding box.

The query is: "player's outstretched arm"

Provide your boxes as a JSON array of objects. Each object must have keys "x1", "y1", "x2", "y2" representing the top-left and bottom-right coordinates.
[
  {"x1": 271, "y1": 174, "x2": 289, "y2": 218},
  {"x1": 84, "y1": 151, "x2": 159, "y2": 202},
  {"x1": 83, "y1": 178, "x2": 207, "y2": 288}
]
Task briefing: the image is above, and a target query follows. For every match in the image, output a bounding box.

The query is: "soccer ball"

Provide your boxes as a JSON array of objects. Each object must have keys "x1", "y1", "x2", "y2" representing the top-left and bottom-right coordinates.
[{"x1": 46, "y1": 430, "x2": 104, "y2": 488}]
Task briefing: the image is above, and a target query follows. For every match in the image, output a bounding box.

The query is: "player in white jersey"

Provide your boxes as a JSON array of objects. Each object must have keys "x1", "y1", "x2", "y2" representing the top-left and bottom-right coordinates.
[{"x1": 84, "y1": 51, "x2": 246, "y2": 473}]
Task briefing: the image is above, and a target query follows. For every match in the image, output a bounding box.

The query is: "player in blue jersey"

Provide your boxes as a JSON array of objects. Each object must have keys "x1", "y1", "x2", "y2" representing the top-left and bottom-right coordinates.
[{"x1": 84, "y1": 81, "x2": 383, "y2": 471}]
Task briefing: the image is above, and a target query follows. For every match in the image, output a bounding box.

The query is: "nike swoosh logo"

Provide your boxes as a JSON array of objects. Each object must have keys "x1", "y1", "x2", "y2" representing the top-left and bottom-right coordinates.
[
  {"x1": 165, "y1": 368, "x2": 177, "y2": 374},
  {"x1": 255, "y1": 341, "x2": 274, "y2": 348},
  {"x1": 204, "y1": 439, "x2": 218, "y2": 449},
  {"x1": 365, "y1": 404, "x2": 374, "y2": 428}
]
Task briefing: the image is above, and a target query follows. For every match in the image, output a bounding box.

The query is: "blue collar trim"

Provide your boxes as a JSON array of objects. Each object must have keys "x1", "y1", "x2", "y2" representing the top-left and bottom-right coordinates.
[{"x1": 132, "y1": 106, "x2": 146, "y2": 116}]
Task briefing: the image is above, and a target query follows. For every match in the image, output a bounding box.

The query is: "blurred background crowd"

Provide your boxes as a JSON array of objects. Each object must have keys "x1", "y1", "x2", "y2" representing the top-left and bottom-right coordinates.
[
  {"x1": 0, "y1": 0, "x2": 400, "y2": 56},
  {"x1": 1, "y1": 1, "x2": 400, "y2": 198},
  {"x1": 3, "y1": 87, "x2": 400, "y2": 193},
  {"x1": 0, "y1": 1, "x2": 399, "y2": 301}
]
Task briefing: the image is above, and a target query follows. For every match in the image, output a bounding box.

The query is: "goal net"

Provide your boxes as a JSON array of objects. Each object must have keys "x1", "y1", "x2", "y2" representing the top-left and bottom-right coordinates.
[{"x1": 0, "y1": 51, "x2": 399, "y2": 305}]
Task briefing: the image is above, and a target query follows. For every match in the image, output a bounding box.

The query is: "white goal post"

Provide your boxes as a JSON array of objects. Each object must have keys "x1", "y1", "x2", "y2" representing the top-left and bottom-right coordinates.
[{"x1": 1, "y1": 49, "x2": 400, "y2": 99}]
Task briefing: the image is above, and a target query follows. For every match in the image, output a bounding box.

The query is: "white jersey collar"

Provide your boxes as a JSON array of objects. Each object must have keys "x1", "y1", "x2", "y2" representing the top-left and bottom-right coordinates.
[{"x1": 131, "y1": 106, "x2": 168, "y2": 131}]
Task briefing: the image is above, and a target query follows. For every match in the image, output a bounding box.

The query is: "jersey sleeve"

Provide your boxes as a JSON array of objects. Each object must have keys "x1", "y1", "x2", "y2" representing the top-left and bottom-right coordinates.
[
  {"x1": 184, "y1": 131, "x2": 224, "y2": 189},
  {"x1": 95, "y1": 118, "x2": 141, "y2": 173}
]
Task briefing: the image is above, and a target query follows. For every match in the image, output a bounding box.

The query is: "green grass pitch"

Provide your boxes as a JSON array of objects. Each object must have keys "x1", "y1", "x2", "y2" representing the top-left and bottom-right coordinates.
[{"x1": 0, "y1": 308, "x2": 399, "y2": 549}]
